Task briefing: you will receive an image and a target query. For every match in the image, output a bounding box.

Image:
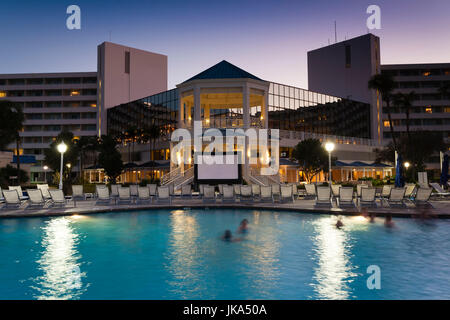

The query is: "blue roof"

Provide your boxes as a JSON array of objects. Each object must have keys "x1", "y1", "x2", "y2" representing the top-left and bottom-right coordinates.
[
  {"x1": 12, "y1": 155, "x2": 36, "y2": 164},
  {"x1": 183, "y1": 60, "x2": 263, "y2": 83},
  {"x1": 334, "y1": 160, "x2": 392, "y2": 168}
]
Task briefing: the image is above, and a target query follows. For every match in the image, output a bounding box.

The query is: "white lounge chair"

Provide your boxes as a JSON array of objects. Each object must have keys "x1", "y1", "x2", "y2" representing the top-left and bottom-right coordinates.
[
  {"x1": 281, "y1": 185, "x2": 294, "y2": 203},
  {"x1": 129, "y1": 185, "x2": 139, "y2": 200},
  {"x1": 110, "y1": 184, "x2": 121, "y2": 199},
  {"x1": 337, "y1": 187, "x2": 354, "y2": 207},
  {"x1": 233, "y1": 184, "x2": 241, "y2": 200},
  {"x1": 260, "y1": 186, "x2": 273, "y2": 203},
  {"x1": 218, "y1": 184, "x2": 225, "y2": 198},
  {"x1": 412, "y1": 188, "x2": 433, "y2": 208},
  {"x1": 147, "y1": 184, "x2": 157, "y2": 198},
  {"x1": 291, "y1": 184, "x2": 299, "y2": 200},
  {"x1": 271, "y1": 184, "x2": 281, "y2": 202},
  {"x1": 222, "y1": 185, "x2": 235, "y2": 203},
  {"x1": 359, "y1": 187, "x2": 377, "y2": 208},
  {"x1": 380, "y1": 185, "x2": 392, "y2": 199},
  {"x1": 199, "y1": 184, "x2": 207, "y2": 197},
  {"x1": 240, "y1": 185, "x2": 253, "y2": 203},
  {"x1": 304, "y1": 184, "x2": 316, "y2": 199},
  {"x1": 331, "y1": 184, "x2": 341, "y2": 200},
  {"x1": 429, "y1": 183, "x2": 450, "y2": 198},
  {"x1": 49, "y1": 189, "x2": 67, "y2": 207},
  {"x1": 202, "y1": 185, "x2": 216, "y2": 203},
  {"x1": 181, "y1": 184, "x2": 192, "y2": 199},
  {"x1": 96, "y1": 185, "x2": 111, "y2": 205},
  {"x1": 95, "y1": 184, "x2": 107, "y2": 198},
  {"x1": 72, "y1": 185, "x2": 85, "y2": 205},
  {"x1": 316, "y1": 186, "x2": 331, "y2": 206},
  {"x1": 404, "y1": 184, "x2": 417, "y2": 200},
  {"x1": 26, "y1": 189, "x2": 46, "y2": 209},
  {"x1": 117, "y1": 187, "x2": 133, "y2": 205},
  {"x1": 356, "y1": 184, "x2": 368, "y2": 198},
  {"x1": 387, "y1": 188, "x2": 406, "y2": 207},
  {"x1": 157, "y1": 186, "x2": 171, "y2": 204},
  {"x1": 9, "y1": 186, "x2": 28, "y2": 201},
  {"x1": 251, "y1": 184, "x2": 261, "y2": 200},
  {"x1": 0, "y1": 187, "x2": 4, "y2": 203},
  {"x1": 137, "y1": 186, "x2": 152, "y2": 204},
  {"x1": 2, "y1": 190, "x2": 22, "y2": 209},
  {"x1": 37, "y1": 184, "x2": 51, "y2": 200}
]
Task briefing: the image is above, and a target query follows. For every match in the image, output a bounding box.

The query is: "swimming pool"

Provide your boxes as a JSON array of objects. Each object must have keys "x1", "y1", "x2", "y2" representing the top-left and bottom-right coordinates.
[{"x1": 0, "y1": 209, "x2": 449, "y2": 300}]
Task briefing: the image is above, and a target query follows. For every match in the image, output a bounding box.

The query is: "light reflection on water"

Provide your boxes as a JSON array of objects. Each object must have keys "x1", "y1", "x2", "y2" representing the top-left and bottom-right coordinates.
[
  {"x1": 164, "y1": 210, "x2": 204, "y2": 299},
  {"x1": 311, "y1": 217, "x2": 357, "y2": 300},
  {"x1": 31, "y1": 217, "x2": 86, "y2": 300}
]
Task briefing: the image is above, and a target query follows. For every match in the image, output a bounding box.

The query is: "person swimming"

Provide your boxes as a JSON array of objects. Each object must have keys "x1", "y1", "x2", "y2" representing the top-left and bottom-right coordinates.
[
  {"x1": 237, "y1": 219, "x2": 249, "y2": 233},
  {"x1": 221, "y1": 230, "x2": 242, "y2": 242},
  {"x1": 335, "y1": 218, "x2": 344, "y2": 229},
  {"x1": 384, "y1": 214, "x2": 395, "y2": 228}
]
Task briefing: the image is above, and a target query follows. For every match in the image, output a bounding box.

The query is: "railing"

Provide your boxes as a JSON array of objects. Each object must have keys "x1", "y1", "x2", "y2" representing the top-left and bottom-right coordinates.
[
  {"x1": 161, "y1": 166, "x2": 180, "y2": 185},
  {"x1": 279, "y1": 130, "x2": 379, "y2": 146}
]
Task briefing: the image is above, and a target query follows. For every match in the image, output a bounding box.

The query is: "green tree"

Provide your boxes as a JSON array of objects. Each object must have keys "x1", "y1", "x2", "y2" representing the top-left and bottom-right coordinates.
[
  {"x1": 98, "y1": 135, "x2": 124, "y2": 183},
  {"x1": 375, "y1": 131, "x2": 447, "y2": 181},
  {"x1": 0, "y1": 100, "x2": 25, "y2": 182},
  {"x1": 43, "y1": 130, "x2": 79, "y2": 189},
  {"x1": 74, "y1": 136, "x2": 99, "y2": 175},
  {"x1": 393, "y1": 91, "x2": 416, "y2": 143},
  {"x1": 368, "y1": 73, "x2": 397, "y2": 149},
  {"x1": 292, "y1": 139, "x2": 335, "y2": 183},
  {"x1": 0, "y1": 164, "x2": 28, "y2": 188}
]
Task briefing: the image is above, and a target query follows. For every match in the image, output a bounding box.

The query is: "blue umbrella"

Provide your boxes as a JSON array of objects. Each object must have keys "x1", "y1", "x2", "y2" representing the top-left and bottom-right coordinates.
[
  {"x1": 440, "y1": 154, "x2": 449, "y2": 187},
  {"x1": 395, "y1": 153, "x2": 404, "y2": 188}
]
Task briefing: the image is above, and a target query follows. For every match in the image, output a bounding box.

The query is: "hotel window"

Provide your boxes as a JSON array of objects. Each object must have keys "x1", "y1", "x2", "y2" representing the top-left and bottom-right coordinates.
[
  {"x1": 125, "y1": 51, "x2": 130, "y2": 74},
  {"x1": 0, "y1": 91, "x2": 6, "y2": 97},
  {"x1": 444, "y1": 107, "x2": 450, "y2": 113},
  {"x1": 425, "y1": 107, "x2": 433, "y2": 114},
  {"x1": 345, "y1": 45, "x2": 351, "y2": 68}
]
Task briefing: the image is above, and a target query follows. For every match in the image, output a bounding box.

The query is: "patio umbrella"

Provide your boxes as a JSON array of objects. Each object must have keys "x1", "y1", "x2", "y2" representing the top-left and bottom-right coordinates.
[
  {"x1": 440, "y1": 154, "x2": 449, "y2": 187},
  {"x1": 395, "y1": 153, "x2": 404, "y2": 188}
]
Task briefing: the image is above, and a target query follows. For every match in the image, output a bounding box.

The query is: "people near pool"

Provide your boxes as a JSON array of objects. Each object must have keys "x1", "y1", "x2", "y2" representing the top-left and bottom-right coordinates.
[
  {"x1": 335, "y1": 217, "x2": 344, "y2": 229},
  {"x1": 221, "y1": 230, "x2": 242, "y2": 242},
  {"x1": 384, "y1": 214, "x2": 395, "y2": 228},
  {"x1": 237, "y1": 219, "x2": 249, "y2": 234}
]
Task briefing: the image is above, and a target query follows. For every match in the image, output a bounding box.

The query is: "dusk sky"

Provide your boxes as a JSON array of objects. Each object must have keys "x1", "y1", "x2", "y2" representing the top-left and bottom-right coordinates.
[{"x1": 1, "y1": 0, "x2": 449, "y2": 89}]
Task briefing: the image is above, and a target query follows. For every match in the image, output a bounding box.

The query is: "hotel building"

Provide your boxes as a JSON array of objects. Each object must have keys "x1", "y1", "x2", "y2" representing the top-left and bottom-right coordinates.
[
  {"x1": 308, "y1": 34, "x2": 450, "y2": 170},
  {"x1": 0, "y1": 42, "x2": 167, "y2": 182},
  {"x1": 107, "y1": 60, "x2": 385, "y2": 186}
]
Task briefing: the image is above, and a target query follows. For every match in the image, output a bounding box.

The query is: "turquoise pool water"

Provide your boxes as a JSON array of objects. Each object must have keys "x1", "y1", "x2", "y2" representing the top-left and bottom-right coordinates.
[{"x1": 0, "y1": 209, "x2": 449, "y2": 300}]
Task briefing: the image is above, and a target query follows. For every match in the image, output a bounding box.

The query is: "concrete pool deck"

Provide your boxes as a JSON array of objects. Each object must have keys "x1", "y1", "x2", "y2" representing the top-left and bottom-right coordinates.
[{"x1": 0, "y1": 196, "x2": 449, "y2": 219}]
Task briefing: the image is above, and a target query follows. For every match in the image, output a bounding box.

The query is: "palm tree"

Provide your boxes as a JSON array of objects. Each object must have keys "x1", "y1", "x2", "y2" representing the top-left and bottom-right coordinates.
[
  {"x1": 368, "y1": 73, "x2": 397, "y2": 149},
  {"x1": 393, "y1": 91, "x2": 416, "y2": 142}
]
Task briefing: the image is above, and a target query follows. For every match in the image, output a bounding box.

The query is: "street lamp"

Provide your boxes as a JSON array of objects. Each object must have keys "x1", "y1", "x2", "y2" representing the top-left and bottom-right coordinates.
[
  {"x1": 325, "y1": 142, "x2": 335, "y2": 184},
  {"x1": 43, "y1": 165, "x2": 48, "y2": 183},
  {"x1": 404, "y1": 162, "x2": 410, "y2": 169},
  {"x1": 57, "y1": 142, "x2": 67, "y2": 190}
]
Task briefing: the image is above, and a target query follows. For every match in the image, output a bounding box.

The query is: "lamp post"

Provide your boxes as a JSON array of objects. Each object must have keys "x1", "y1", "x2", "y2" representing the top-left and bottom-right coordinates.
[
  {"x1": 404, "y1": 162, "x2": 410, "y2": 169},
  {"x1": 57, "y1": 142, "x2": 67, "y2": 190},
  {"x1": 325, "y1": 142, "x2": 335, "y2": 184},
  {"x1": 43, "y1": 165, "x2": 48, "y2": 183}
]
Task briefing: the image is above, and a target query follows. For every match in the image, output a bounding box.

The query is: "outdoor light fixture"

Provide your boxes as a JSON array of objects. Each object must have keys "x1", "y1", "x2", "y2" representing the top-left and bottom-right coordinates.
[
  {"x1": 324, "y1": 142, "x2": 335, "y2": 183},
  {"x1": 404, "y1": 162, "x2": 410, "y2": 169},
  {"x1": 66, "y1": 163, "x2": 71, "y2": 169},
  {"x1": 57, "y1": 142, "x2": 67, "y2": 190},
  {"x1": 43, "y1": 165, "x2": 48, "y2": 182}
]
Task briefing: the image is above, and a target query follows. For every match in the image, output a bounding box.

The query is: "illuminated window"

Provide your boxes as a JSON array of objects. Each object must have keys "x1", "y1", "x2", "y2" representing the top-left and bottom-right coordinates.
[
  {"x1": 444, "y1": 107, "x2": 450, "y2": 113},
  {"x1": 425, "y1": 107, "x2": 433, "y2": 114},
  {"x1": 90, "y1": 103, "x2": 97, "y2": 107},
  {"x1": 70, "y1": 90, "x2": 80, "y2": 96},
  {"x1": 0, "y1": 91, "x2": 6, "y2": 97},
  {"x1": 383, "y1": 121, "x2": 390, "y2": 127},
  {"x1": 423, "y1": 71, "x2": 431, "y2": 76}
]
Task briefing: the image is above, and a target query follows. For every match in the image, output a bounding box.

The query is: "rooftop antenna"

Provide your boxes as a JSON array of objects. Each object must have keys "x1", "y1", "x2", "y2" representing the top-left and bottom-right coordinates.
[{"x1": 334, "y1": 21, "x2": 337, "y2": 43}]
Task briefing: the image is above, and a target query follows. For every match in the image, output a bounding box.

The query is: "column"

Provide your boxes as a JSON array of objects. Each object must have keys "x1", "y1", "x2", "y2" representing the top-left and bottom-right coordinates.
[
  {"x1": 178, "y1": 94, "x2": 184, "y2": 128},
  {"x1": 243, "y1": 85, "x2": 250, "y2": 129},
  {"x1": 262, "y1": 92, "x2": 269, "y2": 129},
  {"x1": 194, "y1": 86, "x2": 201, "y2": 122}
]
